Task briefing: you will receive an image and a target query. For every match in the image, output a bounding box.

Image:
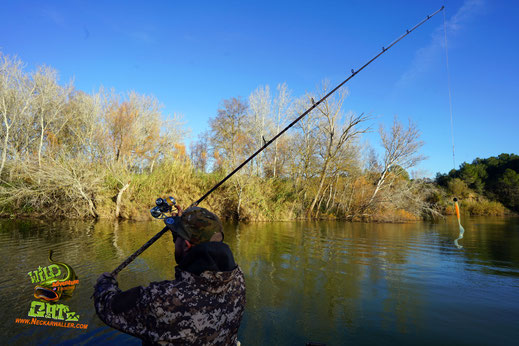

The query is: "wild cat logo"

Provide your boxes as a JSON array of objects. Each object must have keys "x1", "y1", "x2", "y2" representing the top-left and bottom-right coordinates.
[
  {"x1": 28, "y1": 250, "x2": 79, "y2": 302},
  {"x1": 27, "y1": 301, "x2": 80, "y2": 322},
  {"x1": 18, "y1": 250, "x2": 86, "y2": 328}
]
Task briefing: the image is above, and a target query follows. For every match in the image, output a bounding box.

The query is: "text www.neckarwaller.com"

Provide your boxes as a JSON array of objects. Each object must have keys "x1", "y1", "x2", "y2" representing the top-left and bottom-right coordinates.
[{"x1": 15, "y1": 317, "x2": 88, "y2": 329}]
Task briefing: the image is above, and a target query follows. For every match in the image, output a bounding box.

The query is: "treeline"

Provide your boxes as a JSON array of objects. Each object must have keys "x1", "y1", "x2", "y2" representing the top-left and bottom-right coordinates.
[
  {"x1": 436, "y1": 154, "x2": 519, "y2": 213},
  {"x1": 0, "y1": 52, "x2": 444, "y2": 221}
]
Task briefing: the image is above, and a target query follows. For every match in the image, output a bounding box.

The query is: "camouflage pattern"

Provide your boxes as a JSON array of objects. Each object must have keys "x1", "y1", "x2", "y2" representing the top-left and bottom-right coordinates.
[
  {"x1": 172, "y1": 207, "x2": 224, "y2": 244},
  {"x1": 93, "y1": 265, "x2": 246, "y2": 345}
]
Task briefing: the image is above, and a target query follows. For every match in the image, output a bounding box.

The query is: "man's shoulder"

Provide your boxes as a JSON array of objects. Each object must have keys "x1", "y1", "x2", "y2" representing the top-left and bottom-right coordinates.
[
  {"x1": 144, "y1": 278, "x2": 187, "y2": 297},
  {"x1": 142, "y1": 266, "x2": 245, "y2": 314},
  {"x1": 147, "y1": 265, "x2": 245, "y2": 286}
]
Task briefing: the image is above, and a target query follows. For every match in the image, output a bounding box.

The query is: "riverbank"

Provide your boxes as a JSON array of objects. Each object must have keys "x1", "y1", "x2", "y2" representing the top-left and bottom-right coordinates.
[
  {"x1": 1, "y1": 54, "x2": 515, "y2": 223},
  {"x1": 0, "y1": 159, "x2": 511, "y2": 222}
]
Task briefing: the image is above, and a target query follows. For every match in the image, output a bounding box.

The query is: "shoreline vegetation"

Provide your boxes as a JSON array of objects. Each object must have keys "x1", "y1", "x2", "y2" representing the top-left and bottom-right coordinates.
[{"x1": 0, "y1": 54, "x2": 517, "y2": 222}]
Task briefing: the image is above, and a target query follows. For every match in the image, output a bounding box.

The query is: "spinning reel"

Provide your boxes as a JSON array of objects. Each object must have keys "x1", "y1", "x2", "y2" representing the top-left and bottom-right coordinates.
[{"x1": 150, "y1": 196, "x2": 182, "y2": 219}]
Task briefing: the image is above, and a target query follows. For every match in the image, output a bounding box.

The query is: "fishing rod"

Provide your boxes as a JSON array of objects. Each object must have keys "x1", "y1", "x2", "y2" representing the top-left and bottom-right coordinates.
[{"x1": 111, "y1": 6, "x2": 444, "y2": 277}]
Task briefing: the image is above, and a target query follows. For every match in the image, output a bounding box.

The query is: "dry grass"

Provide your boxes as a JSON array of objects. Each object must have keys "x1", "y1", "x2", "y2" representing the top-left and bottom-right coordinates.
[{"x1": 3, "y1": 158, "x2": 508, "y2": 222}]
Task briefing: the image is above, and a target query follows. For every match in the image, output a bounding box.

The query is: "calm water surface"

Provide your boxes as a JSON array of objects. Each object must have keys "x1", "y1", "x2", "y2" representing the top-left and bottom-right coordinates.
[{"x1": 0, "y1": 217, "x2": 518, "y2": 345}]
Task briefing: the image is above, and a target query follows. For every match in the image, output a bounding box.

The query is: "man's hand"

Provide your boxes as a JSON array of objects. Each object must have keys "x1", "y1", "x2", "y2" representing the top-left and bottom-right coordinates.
[
  {"x1": 97, "y1": 272, "x2": 115, "y2": 284},
  {"x1": 94, "y1": 272, "x2": 119, "y2": 298}
]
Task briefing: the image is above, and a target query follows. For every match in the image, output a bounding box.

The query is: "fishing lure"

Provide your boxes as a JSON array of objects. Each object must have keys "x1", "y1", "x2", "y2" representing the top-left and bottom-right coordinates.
[{"x1": 453, "y1": 198, "x2": 465, "y2": 249}]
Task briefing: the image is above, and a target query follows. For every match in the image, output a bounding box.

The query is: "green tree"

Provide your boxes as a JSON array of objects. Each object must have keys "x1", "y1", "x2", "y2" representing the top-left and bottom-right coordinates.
[
  {"x1": 460, "y1": 162, "x2": 487, "y2": 194},
  {"x1": 496, "y1": 169, "x2": 519, "y2": 211},
  {"x1": 447, "y1": 178, "x2": 470, "y2": 198}
]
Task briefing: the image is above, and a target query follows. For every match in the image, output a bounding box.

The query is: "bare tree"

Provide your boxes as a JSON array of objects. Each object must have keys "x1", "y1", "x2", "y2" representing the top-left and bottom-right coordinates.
[
  {"x1": 149, "y1": 113, "x2": 188, "y2": 172},
  {"x1": 61, "y1": 89, "x2": 107, "y2": 162},
  {"x1": 190, "y1": 132, "x2": 209, "y2": 173},
  {"x1": 209, "y1": 97, "x2": 249, "y2": 169},
  {"x1": 104, "y1": 91, "x2": 163, "y2": 169},
  {"x1": 291, "y1": 96, "x2": 319, "y2": 182},
  {"x1": 248, "y1": 86, "x2": 271, "y2": 176},
  {"x1": 307, "y1": 85, "x2": 370, "y2": 217},
  {"x1": 271, "y1": 83, "x2": 292, "y2": 178},
  {"x1": 247, "y1": 83, "x2": 293, "y2": 178},
  {"x1": 366, "y1": 117, "x2": 425, "y2": 210},
  {"x1": 32, "y1": 66, "x2": 73, "y2": 169},
  {"x1": 209, "y1": 97, "x2": 250, "y2": 219},
  {"x1": 127, "y1": 92, "x2": 162, "y2": 167},
  {"x1": 0, "y1": 54, "x2": 36, "y2": 177}
]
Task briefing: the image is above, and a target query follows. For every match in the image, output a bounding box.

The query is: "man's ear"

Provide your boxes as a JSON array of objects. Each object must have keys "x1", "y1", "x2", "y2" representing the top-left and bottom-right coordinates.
[
  {"x1": 175, "y1": 237, "x2": 190, "y2": 251},
  {"x1": 210, "y1": 232, "x2": 224, "y2": 242}
]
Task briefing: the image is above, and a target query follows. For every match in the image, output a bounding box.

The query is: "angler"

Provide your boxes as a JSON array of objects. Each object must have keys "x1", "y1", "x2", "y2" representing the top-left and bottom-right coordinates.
[{"x1": 94, "y1": 206, "x2": 246, "y2": 345}]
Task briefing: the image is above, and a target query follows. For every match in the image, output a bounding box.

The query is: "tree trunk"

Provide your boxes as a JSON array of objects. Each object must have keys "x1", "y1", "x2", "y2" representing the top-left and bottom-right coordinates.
[
  {"x1": 38, "y1": 117, "x2": 44, "y2": 169},
  {"x1": 325, "y1": 180, "x2": 334, "y2": 212},
  {"x1": 273, "y1": 144, "x2": 278, "y2": 178},
  {"x1": 307, "y1": 159, "x2": 330, "y2": 217},
  {"x1": 236, "y1": 183, "x2": 243, "y2": 220},
  {"x1": 367, "y1": 169, "x2": 388, "y2": 210},
  {"x1": 331, "y1": 175, "x2": 339, "y2": 211},
  {"x1": 346, "y1": 181, "x2": 355, "y2": 216},
  {"x1": 0, "y1": 118, "x2": 9, "y2": 177},
  {"x1": 115, "y1": 181, "x2": 130, "y2": 218},
  {"x1": 76, "y1": 182, "x2": 98, "y2": 218},
  {"x1": 273, "y1": 120, "x2": 280, "y2": 178},
  {"x1": 316, "y1": 184, "x2": 328, "y2": 218}
]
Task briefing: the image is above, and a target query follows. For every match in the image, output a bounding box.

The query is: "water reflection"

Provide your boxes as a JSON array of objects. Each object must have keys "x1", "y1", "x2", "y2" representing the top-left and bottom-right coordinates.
[
  {"x1": 0, "y1": 217, "x2": 518, "y2": 345},
  {"x1": 230, "y1": 218, "x2": 519, "y2": 345}
]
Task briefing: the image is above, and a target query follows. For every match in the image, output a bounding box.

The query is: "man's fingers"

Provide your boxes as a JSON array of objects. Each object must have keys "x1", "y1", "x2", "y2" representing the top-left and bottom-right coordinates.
[{"x1": 97, "y1": 272, "x2": 114, "y2": 283}]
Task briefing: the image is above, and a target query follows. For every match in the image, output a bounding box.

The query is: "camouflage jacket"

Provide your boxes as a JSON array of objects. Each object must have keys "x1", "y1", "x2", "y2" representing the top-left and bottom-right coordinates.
[{"x1": 94, "y1": 242, "x2": 246, "y2": 345}]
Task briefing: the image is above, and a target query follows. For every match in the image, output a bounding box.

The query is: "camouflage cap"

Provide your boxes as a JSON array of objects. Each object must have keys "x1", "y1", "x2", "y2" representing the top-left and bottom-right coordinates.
[{"x1": 170, "y1": 207, "x2": 223, "y2": 244}]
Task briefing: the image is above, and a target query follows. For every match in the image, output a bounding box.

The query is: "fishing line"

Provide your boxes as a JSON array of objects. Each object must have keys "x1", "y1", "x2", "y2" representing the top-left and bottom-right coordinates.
[
  {"x1": 442, "y1": 6, "x2": 464, "y2": 249},
  {"x1": 443, "y1": 7, "x2": 456, "y2": 170}
]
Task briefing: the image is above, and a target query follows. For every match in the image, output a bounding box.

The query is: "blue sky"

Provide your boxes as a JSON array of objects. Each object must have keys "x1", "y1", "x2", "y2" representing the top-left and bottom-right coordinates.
[{"x1": 2, "y1": 0, "x2": 518, "y2": 177}]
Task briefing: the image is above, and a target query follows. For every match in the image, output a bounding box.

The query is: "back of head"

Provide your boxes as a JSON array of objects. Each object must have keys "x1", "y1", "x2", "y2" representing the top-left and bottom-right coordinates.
[{"x1": 176, "y1": 207, "x2": 224, "y2": 244}]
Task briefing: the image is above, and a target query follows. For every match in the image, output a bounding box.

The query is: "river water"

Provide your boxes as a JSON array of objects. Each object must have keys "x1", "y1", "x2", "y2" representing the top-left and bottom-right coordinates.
[{"x1": 0, "y1": 217, "x2": 518, "y2": 345}]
